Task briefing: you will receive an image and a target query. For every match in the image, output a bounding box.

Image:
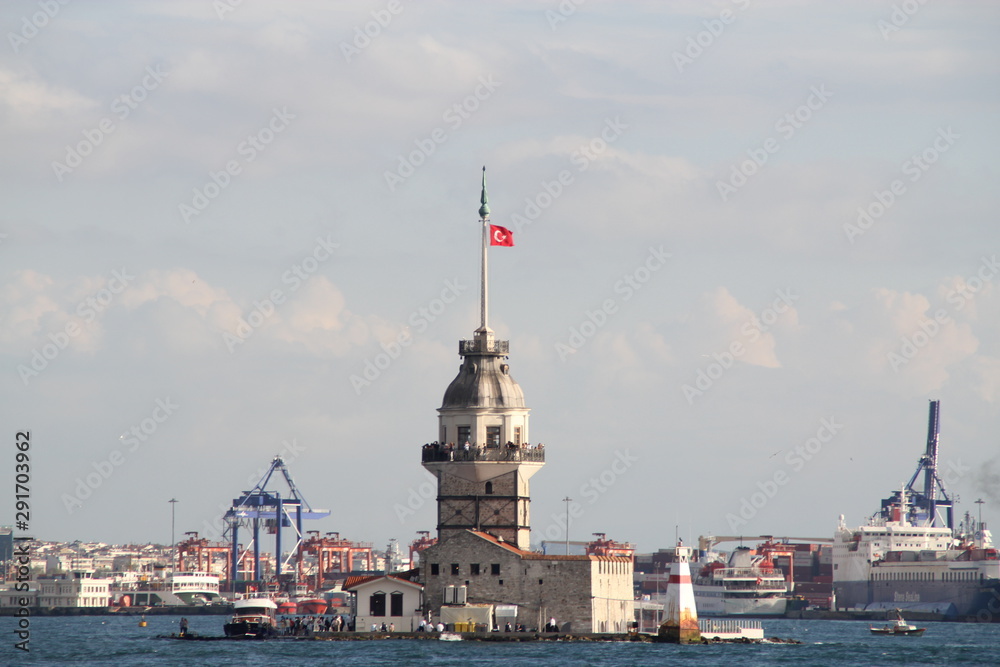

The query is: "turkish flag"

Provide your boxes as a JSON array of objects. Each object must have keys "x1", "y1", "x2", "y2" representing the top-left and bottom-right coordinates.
[{"x1": 489, "y1": 225, "x2": 514, "y2": 247}]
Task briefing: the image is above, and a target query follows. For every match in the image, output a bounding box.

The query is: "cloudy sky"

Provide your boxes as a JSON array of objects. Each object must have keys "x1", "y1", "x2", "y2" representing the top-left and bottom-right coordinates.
[{"x1": 2, "y1": 1, "x2": 998, "y2": 557}]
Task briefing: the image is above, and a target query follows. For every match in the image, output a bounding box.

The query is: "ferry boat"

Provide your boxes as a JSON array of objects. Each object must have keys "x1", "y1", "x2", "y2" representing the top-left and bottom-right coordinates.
[
  {"x1": 168, "y1": 572, "x2": 223, "y2": 605},
  {"x1": 693, "y1": 546, "x2": 789, "y2": 616},
  {"x1": 833, "y1": 401, "x2": 1000, "y2": 619},
  {"x1": 112, "y1": 571, "x2": 222, "y2": 607},
  {"x1": 223, "y1": 597, "x2": 278, "y2": 638}
]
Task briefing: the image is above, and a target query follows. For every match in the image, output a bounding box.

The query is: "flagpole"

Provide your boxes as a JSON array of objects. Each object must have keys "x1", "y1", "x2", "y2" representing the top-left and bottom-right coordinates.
[{"x1": 478, "y1": 166, "x2": 490, "y2": 333}]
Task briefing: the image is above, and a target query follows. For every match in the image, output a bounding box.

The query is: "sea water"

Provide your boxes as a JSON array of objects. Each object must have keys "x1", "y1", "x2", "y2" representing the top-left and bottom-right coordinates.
[{"x1": 4, "y1": 616, "x2": 998, "y2": 666}]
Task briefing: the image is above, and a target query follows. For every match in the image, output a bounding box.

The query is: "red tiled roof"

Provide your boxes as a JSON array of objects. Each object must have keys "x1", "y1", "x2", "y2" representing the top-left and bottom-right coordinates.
[
  {"x1": 342, "y1": 574, "x2": 423, "y2": 591},
  {"x1": 468, "y1": 530, "x2": 532, "y2": 555},
  {"x1": 341, "y1": 575, "x2": 373, "y2": 590}
]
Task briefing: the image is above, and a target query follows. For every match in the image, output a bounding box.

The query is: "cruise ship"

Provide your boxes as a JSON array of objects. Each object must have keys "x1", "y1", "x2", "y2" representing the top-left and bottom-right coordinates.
[
  {"x1": 693, "y1": 546, "x2": 789, "y2": 616},
  {"x1": 832, "y1": 401, "x2": 1000, "y2": 619}
]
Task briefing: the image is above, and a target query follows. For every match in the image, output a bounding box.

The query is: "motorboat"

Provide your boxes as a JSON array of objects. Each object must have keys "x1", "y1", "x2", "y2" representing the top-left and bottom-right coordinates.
[
  {"x1": 223, "y1": 597, "x2": 278, "y2": 638},
  {"x1": 870, "y1": 609, "x2": 926, "y2": 636}
]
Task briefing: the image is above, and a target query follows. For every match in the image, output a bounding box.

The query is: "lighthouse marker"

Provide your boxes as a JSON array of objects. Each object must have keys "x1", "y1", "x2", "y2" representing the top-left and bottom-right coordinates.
[{"x1": 656, "y1": 541, "x2": 702, "y2": 644}]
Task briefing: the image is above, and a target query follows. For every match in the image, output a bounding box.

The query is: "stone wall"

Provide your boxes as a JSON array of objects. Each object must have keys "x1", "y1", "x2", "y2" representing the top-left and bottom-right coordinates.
[
  {"x1": 438, "y1": 470, "x2": 530, "y2": 548},
  {"x1": 420, "y1": 531, "x2": 633, "y2": 633}
]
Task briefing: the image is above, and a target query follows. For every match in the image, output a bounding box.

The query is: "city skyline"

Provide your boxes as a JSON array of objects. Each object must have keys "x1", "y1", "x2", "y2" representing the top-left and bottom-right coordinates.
[{"x1": 1, "y1": 1, "x2": 998, "y2": 553}]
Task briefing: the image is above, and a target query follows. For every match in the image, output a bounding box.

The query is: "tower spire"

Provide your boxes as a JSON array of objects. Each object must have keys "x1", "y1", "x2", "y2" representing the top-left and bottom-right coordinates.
[{"x1": 477, "y1": 166, "x2": 492, "y2": 334}]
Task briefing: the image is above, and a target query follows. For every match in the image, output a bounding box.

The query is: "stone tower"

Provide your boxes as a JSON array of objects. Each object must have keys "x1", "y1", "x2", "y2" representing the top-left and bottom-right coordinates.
[{"x1": 420, "y1": 168, "x2": 544, "y2": 550}]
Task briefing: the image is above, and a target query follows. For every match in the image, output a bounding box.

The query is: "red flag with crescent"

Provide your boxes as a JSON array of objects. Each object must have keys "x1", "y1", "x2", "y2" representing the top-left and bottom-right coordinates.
[{"x1": 489, "y1": 225, "x2": 514, "y2": 247}]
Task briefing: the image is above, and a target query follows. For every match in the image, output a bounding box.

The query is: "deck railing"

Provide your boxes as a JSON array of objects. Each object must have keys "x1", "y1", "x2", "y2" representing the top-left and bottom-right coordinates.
[
  {"x1": 459, "y1": 339, "x2": 509, "y2": 355},
  {"x1": 421, "y1": 445, "x2": 544, "y2": 463}
]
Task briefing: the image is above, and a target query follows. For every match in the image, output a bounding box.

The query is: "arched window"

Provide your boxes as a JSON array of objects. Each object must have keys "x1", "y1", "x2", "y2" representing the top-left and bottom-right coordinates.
[
  {"x1": 370, "y1": 591, "x2": 386, "y2": 616},
  {"x1": 485, "y1": 482, "x2": 493, "y2": 495}
]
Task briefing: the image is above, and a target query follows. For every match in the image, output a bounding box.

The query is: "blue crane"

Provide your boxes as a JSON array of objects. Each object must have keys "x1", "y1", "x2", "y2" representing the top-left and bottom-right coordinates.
[{"x1": 224, "y1": 456, "x2": 330, "y2": 587}]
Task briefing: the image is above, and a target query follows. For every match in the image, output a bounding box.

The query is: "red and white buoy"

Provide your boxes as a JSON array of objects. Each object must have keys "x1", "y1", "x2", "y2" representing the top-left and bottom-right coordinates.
[{"x1": 656, "y1": 541, "x2": 701, "y2": 644}]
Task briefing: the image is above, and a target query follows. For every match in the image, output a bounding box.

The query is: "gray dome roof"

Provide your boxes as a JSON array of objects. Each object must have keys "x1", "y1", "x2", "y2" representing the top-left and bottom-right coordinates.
[{"x1": 441, "y1": 352, "x2": 526, "y2": 409}]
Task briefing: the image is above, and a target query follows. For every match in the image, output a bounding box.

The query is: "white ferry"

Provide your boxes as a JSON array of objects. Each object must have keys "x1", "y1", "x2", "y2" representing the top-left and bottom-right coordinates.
[
  {"x1": 112, "y1": 571, "x2": 222, "y2": 607},
  {"x1": 693, "y1": 546, "x2": 789, "y2": 616}
]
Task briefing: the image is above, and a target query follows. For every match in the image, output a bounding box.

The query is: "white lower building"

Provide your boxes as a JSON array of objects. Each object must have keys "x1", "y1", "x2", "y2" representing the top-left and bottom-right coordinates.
[
  {"x1": 345, "y1": 574, "x2": 424, "y2": 632},
  {"x1": 37, "y1": 571, "x2": 111, "y2": 607}
]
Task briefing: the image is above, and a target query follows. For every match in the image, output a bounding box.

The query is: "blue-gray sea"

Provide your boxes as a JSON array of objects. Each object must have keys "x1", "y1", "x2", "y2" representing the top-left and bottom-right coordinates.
[{"x1": 4, "y1": 616, "x2": 998, "y2": 666}]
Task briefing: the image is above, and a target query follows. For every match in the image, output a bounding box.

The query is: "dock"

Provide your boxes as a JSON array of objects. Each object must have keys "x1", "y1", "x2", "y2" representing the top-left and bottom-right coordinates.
[{"x1": 698, "y1": 618, "x2": 764, "y2": 641}]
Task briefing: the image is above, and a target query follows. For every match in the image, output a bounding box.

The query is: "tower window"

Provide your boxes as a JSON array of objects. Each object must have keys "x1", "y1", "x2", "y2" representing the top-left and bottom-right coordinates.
[
  {"x1": 458, "y1": 426, "x2": 471, "y2": 444},
  {"x1": 486, "y1": 426, "x2": 501, "y2": 447},
  {"x1": 430, "y1": 564, "x2": 439, "y2": 576},
  {"x1": 514, "y1": 427, "x2": 522, "y2": 445},
  {"x1": 485, "y1": 482, "x2": 493, "y2": 495},
  {"x1": 491, "y1": 564, "x2": 500, "y2": 575},
  {"x1": 451, "y1": 563, "x2": 459, "y2": 575},
  {"x1": 471, "y1": 564, "x2": 480, "y2": 575}
]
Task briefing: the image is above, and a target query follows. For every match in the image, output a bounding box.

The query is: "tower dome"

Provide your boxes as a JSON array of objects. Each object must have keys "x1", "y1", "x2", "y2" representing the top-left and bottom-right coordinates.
[{"x1": 441, "y1": 334, "x2": 525, "y2": 409}]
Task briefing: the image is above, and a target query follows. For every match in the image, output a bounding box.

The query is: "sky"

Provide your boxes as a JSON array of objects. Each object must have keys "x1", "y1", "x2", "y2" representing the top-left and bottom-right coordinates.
[{"x1": 1, "y1": 0, "x2": 998, "y2": 557}]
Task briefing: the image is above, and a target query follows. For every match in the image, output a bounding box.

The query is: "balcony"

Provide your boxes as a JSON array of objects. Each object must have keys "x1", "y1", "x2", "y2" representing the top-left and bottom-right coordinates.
[
  {"x1": 421, "y1": 444, "x2": 544, "y2": 464},
  {"x1": 459, "y1": 339, "x2": 509, "y2": 355}
]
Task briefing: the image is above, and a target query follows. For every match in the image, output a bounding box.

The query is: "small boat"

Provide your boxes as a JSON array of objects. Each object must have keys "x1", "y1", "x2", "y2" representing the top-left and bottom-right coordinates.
[
  {"x1": 224, "y1": 597, "x2": 278, "y2": 639},
  {"x1": 870, "y1": 609, "x2": 926, "y2": 636}
]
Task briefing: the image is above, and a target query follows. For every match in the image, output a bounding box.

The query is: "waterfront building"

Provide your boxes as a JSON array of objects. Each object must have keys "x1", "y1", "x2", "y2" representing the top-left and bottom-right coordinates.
[
  {"x1": 345, "y1": 573, "x2": 424, "y2": 632},
  {"x1": 36, "y1": 570, "x2": 111, "y2": 607}
]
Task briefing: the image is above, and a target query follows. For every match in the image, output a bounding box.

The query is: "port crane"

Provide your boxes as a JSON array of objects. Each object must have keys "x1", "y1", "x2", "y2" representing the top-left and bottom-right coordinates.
[
  {"x1": 223, "y1": 456, "x2": 330, "y2": 586},
  {"x1": 878, "y1": 400, "x2": 954, "y2": 529},
  {"x1": 697, "y1": 535, "x2": 833, "y2": 551}
]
